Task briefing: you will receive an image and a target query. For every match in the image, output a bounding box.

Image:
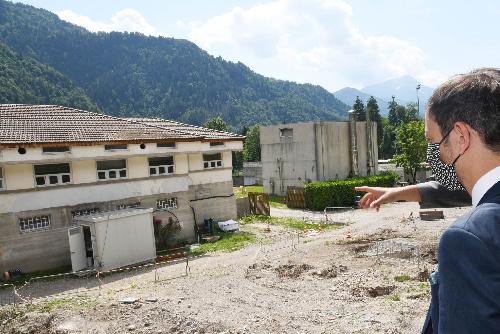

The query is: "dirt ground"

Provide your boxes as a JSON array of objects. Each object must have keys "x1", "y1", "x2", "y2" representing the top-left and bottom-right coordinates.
[{"x1": 0, "y1": 202, "x2": 470, "y2": 334}]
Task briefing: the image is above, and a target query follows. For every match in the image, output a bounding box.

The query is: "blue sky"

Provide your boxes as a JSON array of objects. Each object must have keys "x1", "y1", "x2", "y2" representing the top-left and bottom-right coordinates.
[{"x1": 13, "y1": 0, "x2": 500, "y2": 91}]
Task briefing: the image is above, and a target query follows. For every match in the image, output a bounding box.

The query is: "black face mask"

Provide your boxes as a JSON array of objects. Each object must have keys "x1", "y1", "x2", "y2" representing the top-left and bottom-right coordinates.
[{"x1": 427, "y1": 143, "x2": 466, "y2": 191}]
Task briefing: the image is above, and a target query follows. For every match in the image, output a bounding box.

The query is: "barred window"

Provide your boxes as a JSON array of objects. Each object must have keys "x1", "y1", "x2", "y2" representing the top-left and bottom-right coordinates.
[
  {"x1": 71, "y1": 208, "x2": 100, "y2": 219},
  {"x1": 19, "y1": 215, "x2": 50, "y2": 232},
  {"x1": 97, "y1": 159, "x2": 127, "y2": 180},
  {"x1": 117, "y1": 202, "x2": 141, "y2": 210},
  {"x1": 203, "y1": 153, "x2": 223, "y2": 169},
  {"x1": 149, "y1": 156, "x2": 174, "y2": 176},
  {"x1": 34, "y1": 163, "x2": 71, "y2": 187},
  {"x1": 156, "y1": 197, "x2": 178, "y2": 210}
]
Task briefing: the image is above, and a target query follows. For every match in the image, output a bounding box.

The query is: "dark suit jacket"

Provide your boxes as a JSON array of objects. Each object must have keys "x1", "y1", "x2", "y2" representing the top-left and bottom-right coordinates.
[{"x1": 422, "y1": 181, "x2": 500, "y2": 334}]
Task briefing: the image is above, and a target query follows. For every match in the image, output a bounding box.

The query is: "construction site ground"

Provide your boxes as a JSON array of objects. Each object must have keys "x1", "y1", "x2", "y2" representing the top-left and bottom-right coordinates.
[{"x1": 0, "y1": 202, "x2": 469, "y2": 334}]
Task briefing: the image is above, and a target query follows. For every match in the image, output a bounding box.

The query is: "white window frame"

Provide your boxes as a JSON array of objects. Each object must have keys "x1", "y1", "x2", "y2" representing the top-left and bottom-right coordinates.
[
  {"x1": 71, "y1": 208, "x2": 100, "y2": 219},
  {"x1": 34, "y1": 163, "x2": 72, "y2": 188},
  {"x1": 148, "y1": 156, "x2": 175, "y2": 176},
  {"x1": 96, "y1": 159, "x2": 128, "y2": 181},
  {"x1": 0, "y1": 166, "x2": 4, "y2": 190},
  {"x1": 19, "y1": 215, "x2": 51, "y2": 233},
  {"x1": 156, "y1": 197, "x2": 178, "y2": 210},
  {"x1": 203, "y1": 153, "x2": 223, "y2": 169}
]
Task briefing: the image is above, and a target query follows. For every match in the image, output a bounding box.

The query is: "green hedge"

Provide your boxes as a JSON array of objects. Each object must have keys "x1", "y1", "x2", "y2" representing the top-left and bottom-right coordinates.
[{"x1": 304, "y1": 173, "x2": 398, "y2": 211}]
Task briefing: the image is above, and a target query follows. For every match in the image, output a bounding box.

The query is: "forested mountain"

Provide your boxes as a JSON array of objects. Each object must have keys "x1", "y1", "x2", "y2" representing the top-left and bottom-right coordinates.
[
  {"x1": 0, "y1": 0, "x2": 349, "y2": 130},
  {"x1": 0, "y1": 43, "x2": 97, "y2": 111}
]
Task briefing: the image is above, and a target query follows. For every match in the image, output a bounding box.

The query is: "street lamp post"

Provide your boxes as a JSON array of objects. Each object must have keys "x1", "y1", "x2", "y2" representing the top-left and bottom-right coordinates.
[{"x1": 416, "y1": 84, "x2": 421, "y2": 115}]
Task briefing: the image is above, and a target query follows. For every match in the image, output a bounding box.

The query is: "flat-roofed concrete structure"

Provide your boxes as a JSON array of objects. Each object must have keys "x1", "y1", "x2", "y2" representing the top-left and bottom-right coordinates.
[{"x1": 260, "y1": 120, "x2": 377, "y2": 196}]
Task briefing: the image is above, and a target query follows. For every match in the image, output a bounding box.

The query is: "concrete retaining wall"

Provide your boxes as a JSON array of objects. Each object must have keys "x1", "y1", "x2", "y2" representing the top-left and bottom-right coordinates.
[{"x1": 0, "y1": 181, "x2": 236, "y2": 273}]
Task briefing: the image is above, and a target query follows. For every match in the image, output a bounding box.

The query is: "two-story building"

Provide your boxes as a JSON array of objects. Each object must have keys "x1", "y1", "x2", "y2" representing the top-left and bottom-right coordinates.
[{"x1": 0, "y1": 104, "x2": 244, "y2": 273}]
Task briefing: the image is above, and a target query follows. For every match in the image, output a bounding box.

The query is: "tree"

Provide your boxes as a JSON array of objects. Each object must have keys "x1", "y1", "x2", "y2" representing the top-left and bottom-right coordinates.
[
  {"x1": 381, "y1": 99, "x2": 421, "y2": 159},
  {"x1": 353, "y1": 96, "x2": 365, "y2": 121},
  {"x1": 203, "y1": 117, "x2": 227, "y2": 131},
  {"x1": 391, "y1": 120, "x2": 427, "y2": 183},
  {"x1": 243, "y1": 124, "x2": 261, "y2": 162}
]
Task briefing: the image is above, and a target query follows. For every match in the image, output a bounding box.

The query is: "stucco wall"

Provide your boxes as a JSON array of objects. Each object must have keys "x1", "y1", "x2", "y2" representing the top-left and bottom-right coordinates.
[
  {"x1": 4, "y1": 164, "x2": 34, "y2": 190},
  {"x1": 0, "y1": 180, "x2": 236, "y2": 273},
  {"x1": 260, "y1": 123, "x2": 318, "y2": 195},
  {"x1": 261, "y1": 121, "x2": 379, "y2": 196}
]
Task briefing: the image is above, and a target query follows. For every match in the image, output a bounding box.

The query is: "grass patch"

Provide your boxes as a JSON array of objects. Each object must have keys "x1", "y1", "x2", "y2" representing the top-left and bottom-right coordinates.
[
  {"x1": 394, "y1": 275, "x2": 411, "y2": 283},
  {"x1": 387, "y1": 294, "x2": 401, "y2": 302},
  {"x1": 239, "y1": 215, "x2": 341, "y2": 231},
  {"x1": 233, "y1": 186, "x2": 287, "y2": 208},
  {"x1": 189, "y1": 231, "x2": 257, "y2": 256},
  {"x1": 25, "y1": 296, "x2": 98, "y2": 313}
]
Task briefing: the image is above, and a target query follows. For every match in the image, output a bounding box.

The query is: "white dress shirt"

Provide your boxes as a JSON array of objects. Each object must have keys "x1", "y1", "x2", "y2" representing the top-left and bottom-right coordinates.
[{"x1": 471, "y1": 166, "x2": 500, "y2": 207}]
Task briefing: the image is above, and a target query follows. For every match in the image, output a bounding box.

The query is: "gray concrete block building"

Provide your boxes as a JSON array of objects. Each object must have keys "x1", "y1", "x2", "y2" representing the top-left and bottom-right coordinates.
[
  {"x1": 260, "y1": 114, "x2": 378, "y2": 195},
  {"x1": 0, "y1": 104, "x2": 243, "y2": 273}
]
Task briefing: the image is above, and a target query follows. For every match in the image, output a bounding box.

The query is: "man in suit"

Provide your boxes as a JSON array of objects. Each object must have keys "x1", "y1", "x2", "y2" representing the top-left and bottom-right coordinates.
[{"x1": 421, "y1": 67, "x2": 500, "y2": 333}]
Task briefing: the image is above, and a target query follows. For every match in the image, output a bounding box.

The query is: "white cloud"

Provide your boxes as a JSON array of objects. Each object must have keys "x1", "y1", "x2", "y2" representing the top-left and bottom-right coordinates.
[
  {"x1": 56, "y1": 9, "x2": 167, "y2": 37},
  {"x1": 179, "y1": 0, "x2": 443, "y2": 90}
]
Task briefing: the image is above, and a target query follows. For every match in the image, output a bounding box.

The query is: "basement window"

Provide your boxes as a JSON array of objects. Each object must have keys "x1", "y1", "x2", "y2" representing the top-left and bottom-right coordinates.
[
  {"x1": 71, "y1": 208, "x2": 101, "y2": 219},
  {"x1": 19, "y1": 215, "x2": 51, "y2": 233},
  {"x1": 34, "y1": 163, "x2": 71, "y2": 187},
  {"x1": 203, "y1": 153, "x2": 223, "y2": 169},
  {"x1": 42, "y1": 146, "x2": 71, "y2": 154},
  {"x1": 156, "y1": 197, "x2": 178, "y2": 210},
  {"x1": 280, "y1": 128, "x2": 293, "y2": 138},
  {"x1": 0, "y1": 167, "x2": 3, "y2": 190},
  {"x1": 97, "y1": 159, "x2": 127, "y2": 180},
  {"x1": 104, "y1": 144, "x2": 128, "y2": 151},
  {"x1": 149, "y1": 156, "x2": 174, "y2": 176},
  {"x1": 157, "y1": 142, "x2": 176, "y2": 148},
  {"x1": 117, "y1": 202, "x2": 141, "y2": 210}
]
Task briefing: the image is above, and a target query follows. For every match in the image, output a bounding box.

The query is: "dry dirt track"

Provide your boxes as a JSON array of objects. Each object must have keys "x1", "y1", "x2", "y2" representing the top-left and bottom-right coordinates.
[{"x1": 1, "y1": 202, "x2": 470, "y2": 334}]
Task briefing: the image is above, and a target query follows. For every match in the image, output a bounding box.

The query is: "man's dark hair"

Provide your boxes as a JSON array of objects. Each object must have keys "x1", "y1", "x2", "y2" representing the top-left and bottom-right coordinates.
[{"x1": 427, "y1": 67, "x2": 500, "y2": 152}]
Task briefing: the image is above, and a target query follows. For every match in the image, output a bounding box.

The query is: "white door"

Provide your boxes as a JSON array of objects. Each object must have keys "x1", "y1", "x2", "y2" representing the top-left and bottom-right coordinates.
[{"x1": 68, "y1": 226, "x2": 87, "y2": 272}]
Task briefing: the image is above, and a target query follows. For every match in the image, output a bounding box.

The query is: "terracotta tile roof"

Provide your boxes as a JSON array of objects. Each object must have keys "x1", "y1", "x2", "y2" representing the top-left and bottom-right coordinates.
[
  {"x1": 126, "y1": 118, "x2": 245, "y2": 141},
  {"x1": 0, "y1": 104, "x2": 199, "y2": 147}
]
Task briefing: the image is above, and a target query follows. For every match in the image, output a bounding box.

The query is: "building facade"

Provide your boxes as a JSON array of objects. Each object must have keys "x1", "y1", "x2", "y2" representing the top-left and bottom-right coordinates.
[
  {"x1": 0, "y1": 104, "x2": 244, "y2": 273},
  {"x1": 260, "y1": 119, "x2": 378, "y2": 196}
]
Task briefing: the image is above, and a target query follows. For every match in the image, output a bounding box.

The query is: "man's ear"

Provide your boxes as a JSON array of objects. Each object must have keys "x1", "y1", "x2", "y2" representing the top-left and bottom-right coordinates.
[{"x1": 454, "y1": 122, "x2": 472, "y2": 154}]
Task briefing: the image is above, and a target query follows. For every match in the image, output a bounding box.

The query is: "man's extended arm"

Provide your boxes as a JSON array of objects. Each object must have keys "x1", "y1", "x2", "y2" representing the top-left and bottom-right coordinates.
[{"x1": 417, "y1": 181, "x2": 471, "y2": 208}]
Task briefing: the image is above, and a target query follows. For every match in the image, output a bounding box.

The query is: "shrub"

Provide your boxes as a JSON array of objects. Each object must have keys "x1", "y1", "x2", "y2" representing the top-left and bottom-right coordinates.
[{"x1": 304, "y1": 172, "x2": 398, "y2": 210}]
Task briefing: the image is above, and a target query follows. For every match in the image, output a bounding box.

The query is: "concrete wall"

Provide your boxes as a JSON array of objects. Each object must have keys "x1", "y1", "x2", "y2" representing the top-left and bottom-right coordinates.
[
  {"x1": 261, "y1": 122, "x2": 318, "y2": 195},
  {"x1": 0, "y1": 180, "x2": 236, "y2": 273},
  {"x1": 261, "y1": 121, "x2": 378, "y2": 195},
  {"x1": 243, "y1": 162, "x2": 262, "y2": 185}
]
